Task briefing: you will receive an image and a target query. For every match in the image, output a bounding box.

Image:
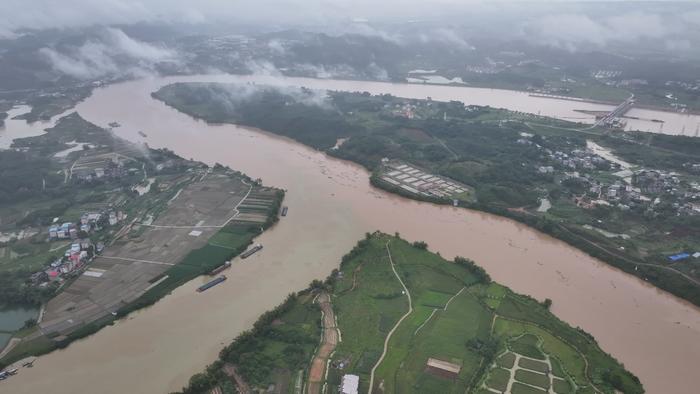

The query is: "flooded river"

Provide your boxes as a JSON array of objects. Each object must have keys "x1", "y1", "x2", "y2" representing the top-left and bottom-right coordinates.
[
  {"x1": 0, "y1": 106, "x2": 46, "y2": 149},
  {"x1": 142, "y1": 74, "x2": 700, "y2": 136},
  {"x1": 3, "y1": 75, "x2": 700, "y2": 394}
]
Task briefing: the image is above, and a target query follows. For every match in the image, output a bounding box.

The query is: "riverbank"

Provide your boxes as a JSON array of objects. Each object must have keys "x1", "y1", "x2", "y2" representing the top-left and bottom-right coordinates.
[
  {"x1": 0, "y1": 114, "x2": 285, "y2": 368},
  {"x1": 371, "y1": 174, "x2": 700, "y2": 305},
  {"x1": 155, "y1": 82, "x2": 700, "y2": 308}
]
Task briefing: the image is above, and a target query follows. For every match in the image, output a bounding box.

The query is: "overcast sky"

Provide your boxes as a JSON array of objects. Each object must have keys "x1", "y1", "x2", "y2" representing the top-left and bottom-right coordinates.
[
  {"x1": 2, "y1": 0, "x2": 699, "y2": 60},
  {"x1": 1, "y1": 0, "x2": 696, "y2": 38}
]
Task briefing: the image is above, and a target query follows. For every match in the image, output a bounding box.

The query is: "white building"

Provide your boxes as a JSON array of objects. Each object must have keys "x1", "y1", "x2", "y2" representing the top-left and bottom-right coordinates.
[{"x1": 341, "y1": 374, "x2": 359, "y2": 394}]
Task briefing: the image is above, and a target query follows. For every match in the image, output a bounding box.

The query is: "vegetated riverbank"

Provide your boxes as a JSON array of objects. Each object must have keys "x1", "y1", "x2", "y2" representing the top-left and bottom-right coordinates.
[
  {"x1": 176, "y1": 233, "x2": 643, "y2": 394},
  {"x1": 2, "y1": 184, "x2": 284, "y2": 368},
  {"x1": 153, "y1": 82, "x2": 700, "y2": 307},
  {"x1": 0, "y1": 114, "x2": 285, "y2": 368}
]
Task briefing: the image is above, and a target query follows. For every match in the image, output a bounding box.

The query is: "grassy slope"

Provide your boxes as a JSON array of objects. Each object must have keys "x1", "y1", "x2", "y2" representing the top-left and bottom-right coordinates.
[{"x1": 330, "y1": 234, "x2": 642, "y2": 394}]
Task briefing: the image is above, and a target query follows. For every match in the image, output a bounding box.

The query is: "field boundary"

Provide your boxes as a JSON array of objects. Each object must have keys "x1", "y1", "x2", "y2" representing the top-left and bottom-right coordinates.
[
  {"x1": 368, "y1": 241, "x2": 413, "y2": 394},
  {"x1": 491, "y1": 315, "x2": 603, "y2": 394}
]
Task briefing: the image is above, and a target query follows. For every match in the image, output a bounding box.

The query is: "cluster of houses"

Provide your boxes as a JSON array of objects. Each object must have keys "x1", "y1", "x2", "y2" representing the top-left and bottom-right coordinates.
[
  {"x1": 580, "y1": 179, "x2": 649, "y2": 209},
  {"x1": 390, "y1": 102, "x2": 417, "y2": 119},
  {"x1": 665, "y1": 79, "x2": 700, "y2": 94},
  {"x1": 34, "y1": 210, "x2": 125, "y2": 285},
  {"x1": 48, "y1": 222, "x2": 79, "y2": 240},
  {"x1": 592, "y1": 70, "x2": 623, "y2": 79},
  {"x1": 30, "y1": 239, "x2": 104, "y2": 285},
  {"x1": 529, "y1": 141, "x2": 615, "y2": 174},
  {"x1": 48, "y1": 211, "x2": 124, "y2": 240},
  {"x1": 74, "y1": 160, "x2": 127, "y2": 182},
  {"x1": 524, "y1": 134, "x2": 700, "y2": 216},
  {"x1": 572, "y1": 169, "x2": 700, "y2": 215},
  {"x1": 632, "y1": 170, "x2": 679, "y2": 195}
]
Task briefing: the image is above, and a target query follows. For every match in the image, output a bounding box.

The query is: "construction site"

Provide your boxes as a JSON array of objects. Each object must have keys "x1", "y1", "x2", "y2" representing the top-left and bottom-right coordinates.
[{"x1": 377, "y1": 160, "x2": 473, "y2": 201}]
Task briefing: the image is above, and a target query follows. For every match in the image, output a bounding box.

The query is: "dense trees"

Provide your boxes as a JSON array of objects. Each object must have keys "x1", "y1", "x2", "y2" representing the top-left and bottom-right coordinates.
[
  {"x1": 454, "y1": 256, "x2": 491, "y2": 284},
  {"x1": 0, "y1": 270, "x2": 57, "y2": 307},
  {"x1": 0, "y1": 150, "x2": 63, "y2": 204},
  {"x1": 412, "y1": 241, "x2": 428, "y2": 249},
  {"x1": 155, "y1": 84, "x2": 366, "y2": 150}
]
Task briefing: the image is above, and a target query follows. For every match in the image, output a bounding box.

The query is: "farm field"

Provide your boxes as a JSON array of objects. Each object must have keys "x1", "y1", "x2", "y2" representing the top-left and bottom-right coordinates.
[
  {"x1": 1, "y1": 169, "x2": 283, "y2": 366},
  {"x1": 326, "y1": 234, "x2": 642, "y2": 394}
]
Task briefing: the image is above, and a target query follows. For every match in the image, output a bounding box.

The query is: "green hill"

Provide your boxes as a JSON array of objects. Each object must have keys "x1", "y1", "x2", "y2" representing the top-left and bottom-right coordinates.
[{"x1": 177, "y1": 233, "x2": 642, "y2": 394}]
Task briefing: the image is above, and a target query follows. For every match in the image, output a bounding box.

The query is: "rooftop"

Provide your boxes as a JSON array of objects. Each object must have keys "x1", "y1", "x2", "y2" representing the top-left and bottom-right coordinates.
[
  {"x1": 341, "y1": 374, "x2": 359, "y2": 394},
  {"x1": 426, "y1": 357, "x2": 461, "y2": 374}
]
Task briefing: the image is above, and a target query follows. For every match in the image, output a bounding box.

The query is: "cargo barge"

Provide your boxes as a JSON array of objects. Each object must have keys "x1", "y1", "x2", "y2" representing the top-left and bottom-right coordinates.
[
  {"x1": 197, "y1": 275, "x2": 227, "y2": 292},
  {"x1": 241, "y1": 244, "x2": 263, "y2": 259},
  {"x1": 209, "y1": 261, "x2": 232, "y2": 275},
  {"x1": 281, "y1": 206, "x2": 288, "y2": 216}
]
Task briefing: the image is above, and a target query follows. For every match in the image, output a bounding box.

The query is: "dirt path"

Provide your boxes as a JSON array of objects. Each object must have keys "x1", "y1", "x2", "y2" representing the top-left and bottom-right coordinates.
[
  {"x1": 491, "y1": 315, "x2": 603, "y2": 394},
  {"x1": 339, "y1": 263, "x2": 363, "y2": 295},
  {"x1": 0, "y1": 337, "x2": 21, "y2": 359},
  {"x1": 222, "y1": 363, "x2": 251, "y2": 394},
  {"x1": 368, "y1": 241, "x2": 413, "y2": 394},
  {"x1": 413, "y1": 287, "x2": 465, "y2": 336},
  {"x1": 307, "y1": 292, "x2": 339, "y2": 394}
]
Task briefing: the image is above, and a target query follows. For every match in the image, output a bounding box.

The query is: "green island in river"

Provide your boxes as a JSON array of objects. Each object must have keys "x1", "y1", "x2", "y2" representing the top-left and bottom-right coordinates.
[
  {"x1": 153, "y1": 82, "x2": 700, "y2": 308},
  {"x1": 177, "y1": 233, "x2": 642, "y2": 394}
]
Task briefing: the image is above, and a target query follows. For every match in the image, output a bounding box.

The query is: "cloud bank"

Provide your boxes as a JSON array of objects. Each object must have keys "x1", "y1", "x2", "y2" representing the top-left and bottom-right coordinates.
[
  {"x1": 39, "y1": 28, "x2": 178, "y2": 79},
  {"x1": 524, "y1": 10, "x2": 697, "y2": 51}
]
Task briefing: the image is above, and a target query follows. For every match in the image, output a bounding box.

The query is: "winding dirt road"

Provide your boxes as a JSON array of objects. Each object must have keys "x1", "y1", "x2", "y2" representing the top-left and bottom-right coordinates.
[
  {"x1": 368, "y1": 242, "x2": 413, "y2": 394},
  {"x1": 307, "y1": 292, "x2": 339, "y2": 394}
]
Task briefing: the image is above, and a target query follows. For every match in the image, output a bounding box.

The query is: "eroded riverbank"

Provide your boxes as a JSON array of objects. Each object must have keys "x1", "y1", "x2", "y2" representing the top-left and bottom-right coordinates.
[{"x1": 2, "y1": 75, "x2": 699, "y2": 394}]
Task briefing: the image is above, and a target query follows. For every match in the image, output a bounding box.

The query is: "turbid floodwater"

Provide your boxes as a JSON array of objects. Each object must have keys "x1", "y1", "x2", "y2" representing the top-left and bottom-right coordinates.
[{"x1": 2, "y1": 75, "x2": 699, "y2": 394}]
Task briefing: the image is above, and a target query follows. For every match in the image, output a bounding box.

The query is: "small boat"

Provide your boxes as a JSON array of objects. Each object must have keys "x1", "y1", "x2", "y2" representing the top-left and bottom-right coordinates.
[
  {"x1": 210, "y1": 261, "x2": 232, "y2": 275},
  {"x1": 138, "y1": 131, "x2": 148, "y2": 137},
  {"x1": 281, "y1": 206, "x2": 288, "y2": 216},
  {"x1": 197, "y1": 275, "x2": 227, "y2": 292},
  {"x1": 241, "y1": 244, "x2": 263, "y2": 259}
]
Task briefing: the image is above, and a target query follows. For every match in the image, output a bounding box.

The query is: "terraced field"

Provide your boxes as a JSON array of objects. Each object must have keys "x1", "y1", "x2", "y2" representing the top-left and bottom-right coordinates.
[
  {"x1": 234, "y1": 187, "x2": 280, "y2": 225},
  {"x1": 323, "y1": 234, "x2": 642, "y2": 394}
]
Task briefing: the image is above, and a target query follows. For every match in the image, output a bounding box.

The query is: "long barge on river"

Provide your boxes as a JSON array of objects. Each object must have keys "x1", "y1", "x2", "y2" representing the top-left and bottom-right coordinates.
[{"x1": 197, "y1": 275, "x2": 227, "y2": 292}]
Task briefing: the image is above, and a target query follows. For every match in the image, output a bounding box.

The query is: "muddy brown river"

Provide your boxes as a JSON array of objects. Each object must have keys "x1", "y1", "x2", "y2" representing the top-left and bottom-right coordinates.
[{"x1": 3, "y1": 75, "x2": 699, "y2": 393}]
